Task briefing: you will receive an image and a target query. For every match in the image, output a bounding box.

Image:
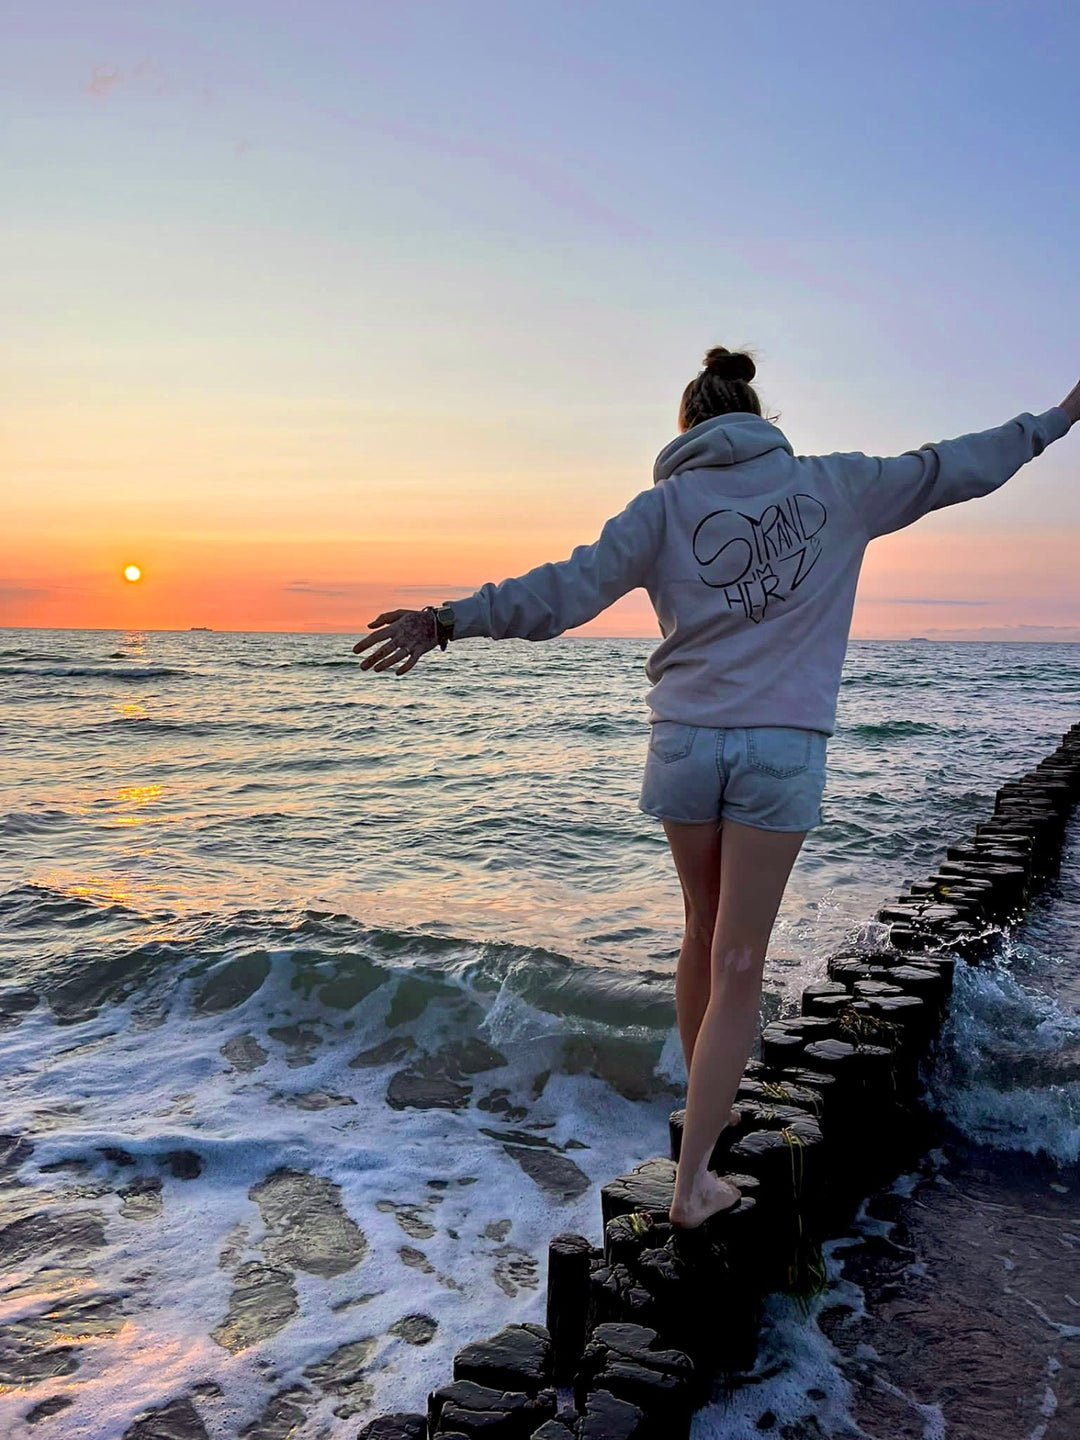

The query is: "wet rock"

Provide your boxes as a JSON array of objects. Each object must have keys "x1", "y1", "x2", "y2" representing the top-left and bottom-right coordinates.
[
  {"x1": 577, "y1": 1387, "x2": 647, "y2": 1439},
  {"x1": 428, "y1": 1378, "x2": 556, "y2": 1438},
  {"x1": 578, "y1": 1319, "x2": 696, "y2": 1388},
  {"x1": 0, "y1": 1207, "x2": 106, "y2": 1272},
  {"x1": 303, "y1": 1337, "x2": 375, "y2": 1416},
  {"x1": 123, "y1": 1396, "x2": 210, "y2": 1439},
  {"x1": 0, "y1": 1337, "x2": 79, "y2": 1387},
  {"x1": 562, "y1": 1034, "x2": 666, "y2": 1102},
  {"x1": 277, "y1": 1090, "x2": 357, "y2": 1111},
  {"x1": 532, "y1": 1424, "x2": 576, "y2": 1440},
  {"x1": 36, "y1": 1155, "x2": 86, "y2": 1174},
  {"x1": 477, "y1": 1089, "x2": 529, "y2": 1121},
  {"x1": 239, "y1": 1386, "x2": 312, "y2": 1439},
  {"x1": 193, "y1": 953, "x2": 271, "y2": 1015},
  {"x1": 386, "y1": 974, "x2": 473, "y2": 1028},
  {"x1": 389, "y1": 1313, "x2": 437, "y2": 1345},
  {"x1": 437, "y1": 1037, "x2": 509, "y2": 1078},
  {"x1": 221, "y1": 1034, "x2": 269, "y2": 1072},
  {"x1": 217, "y1": 1223, "x2": 248, "y2": 1272},
  {"x1": 161, "y1": 1150, "x2": 202, "y2": 1180},
  {"x1": 386, "y1": 1060, "x2": 472, "y2": 1112},
  {"x1": 252, "y1": 1169, "x2": 367, "y2": 1277},
  {"x1": 399, "y1": 1245, "x2": 435, "y2": 1272},
  {"x1": 385, "y1": 1039, "x2": 508, "y2": 1113},
  {"x1": 491, "y1": 1245, "x2": 539, "y2": 1297},
  {"x1": 48, "y1": 953, "x2": 162, "y2": 1025},
  {"x1": 25, "y1": 1394, "x2": 74, "y2": 1423},
  {"x1": 479, "y1": 1126, "x2": 559, "y2": 1150},
  {"x1": 546, "y1": 1232, "x2": 594, "y2": 1383},
  {"x1": 118, "y1": 1175, "x2": 163, "y2": 1220},
  {"x1": 377, "y1": 1200, "x2": 436, "y2": 1240},
  {"x1": 211, "y1": 1261, "x2": 299, "y2": 1352},
  {"x1": 330, "y1": 1292, "x2": 378, "y2": 1312},
  {"x1": 289, "y1": 951, "x2": 389, "y2": 1010},
  {"x1": 453, "y1": 1323, "x2": 552, "y2": 1394},
  {"x1": 356, "y1": 1417, "x2": 427, "y2": 1440},
  {"x1": 268, "y1": 1024, "x2": 323, "y2": 1068},
  {"x1": 588, "y1": 1260, "x2": 653, "y2": 1329},
  {"x1": 99, "y1": 1145, "x2": 137, "y2": 1166},
  {"x1": 580, "y1": 1359, "x2": 692, "y2": 1438},
  {"x1": 349, "y1": 1036, "x2": 417, "y2": 1068},
  {"x1": 502, "y1": 1145, "x2": 589, "y2": 1201}
]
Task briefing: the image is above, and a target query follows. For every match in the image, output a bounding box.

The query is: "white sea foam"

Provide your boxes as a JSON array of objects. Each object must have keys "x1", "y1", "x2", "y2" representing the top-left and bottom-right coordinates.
[
  {"x1": 0, "y1": 948, "x2": 680, "y2": 1436},
  {"x1": 926, "y1": 950, "x2": 1080, "y2": 1164}
]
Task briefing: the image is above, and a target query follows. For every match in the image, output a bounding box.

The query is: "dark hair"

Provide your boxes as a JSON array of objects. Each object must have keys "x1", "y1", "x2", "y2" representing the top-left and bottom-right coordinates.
[{"x1": 679, "y1": 346, "x2": 763, "y2": 431}]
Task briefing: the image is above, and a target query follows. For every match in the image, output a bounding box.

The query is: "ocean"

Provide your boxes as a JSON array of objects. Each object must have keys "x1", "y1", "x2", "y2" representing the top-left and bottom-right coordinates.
[{"x1": 1, "y1": 628, "x2": 1079, "y2": 1437}]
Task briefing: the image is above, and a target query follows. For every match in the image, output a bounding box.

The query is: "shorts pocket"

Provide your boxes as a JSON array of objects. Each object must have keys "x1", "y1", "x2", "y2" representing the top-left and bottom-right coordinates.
[
  {"x1": 648, "y1": 721, "x2": 697, "y2": 763},
  {"x1": 746, "y1": 726, "x2": 814, "y2": 778}
]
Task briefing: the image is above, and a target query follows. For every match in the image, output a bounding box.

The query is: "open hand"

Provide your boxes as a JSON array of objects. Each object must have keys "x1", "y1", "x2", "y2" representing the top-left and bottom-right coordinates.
[{"x1": 352, "y1": 609, "x2": 437, "y2": 676}]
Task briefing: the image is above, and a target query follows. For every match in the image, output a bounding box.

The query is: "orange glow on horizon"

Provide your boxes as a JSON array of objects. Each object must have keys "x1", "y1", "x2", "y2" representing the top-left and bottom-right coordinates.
[{"x1": 4, "y1": 519, "x2": 1080, "y2": 641}]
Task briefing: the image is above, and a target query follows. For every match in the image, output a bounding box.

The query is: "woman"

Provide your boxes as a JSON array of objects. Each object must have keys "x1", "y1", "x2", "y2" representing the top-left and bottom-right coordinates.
[{"x1": 355, "y1": 347, "x2": 1078, "y2": 1229}]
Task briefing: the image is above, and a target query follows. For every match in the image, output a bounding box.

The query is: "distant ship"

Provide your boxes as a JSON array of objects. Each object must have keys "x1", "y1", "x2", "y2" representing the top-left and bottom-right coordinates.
[
  {"x1": 190, "y1": 626, "x2": 214, "y2": 632},
  {"x1": 908, "y1": 636, "x2": 930, "y2": 642}
]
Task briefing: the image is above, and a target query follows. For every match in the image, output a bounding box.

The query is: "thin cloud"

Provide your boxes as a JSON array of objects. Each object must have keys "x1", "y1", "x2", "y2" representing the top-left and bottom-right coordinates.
[
  {"x1": 396, "y1": 583, "x2": 479, "y2": 596},
  {"x1": 872, "y1": 598, "x2": 989, "y2": 606},
  {"x1": 285, "y1": 581, "x2": 479, "y2": 599},
  {"x1": 0, "y1": 586, "x2": 53, "y2": 604},
  {"x1": 87, "y1": 65, "x2": 122, "y2": 98},
  {"x1": 284, "y1": 581, "x2": 354, "y2": 598}
]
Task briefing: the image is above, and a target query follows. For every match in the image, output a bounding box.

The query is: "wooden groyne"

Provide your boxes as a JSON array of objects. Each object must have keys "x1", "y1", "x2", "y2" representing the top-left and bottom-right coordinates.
[{"x1": 360, "y1": 723, "x2": 1080, "y2": 1440}]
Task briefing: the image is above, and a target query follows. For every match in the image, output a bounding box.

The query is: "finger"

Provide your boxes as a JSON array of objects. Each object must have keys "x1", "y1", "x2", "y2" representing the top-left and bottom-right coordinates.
[
  {"x1": 368, "y1": 609, "x2": 406, "y2": 627},
  {"x1": 373, "y1": 649, "x2": 409, "y2": 673},
  {"x1": 395, "y1": 653, "x2": 420, "y2": 676},
  {"x1": 360, "y1": 640, "x2": 400, "y2": 670},
  {"x1": 353, "y1": 628, "x2": 395, "y2": 655}
]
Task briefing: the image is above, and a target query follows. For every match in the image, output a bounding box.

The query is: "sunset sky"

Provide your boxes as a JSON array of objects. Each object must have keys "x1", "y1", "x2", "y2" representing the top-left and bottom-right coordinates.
[{"x1": 4, "y1": 1, "x2": 1078, "y2": 640}]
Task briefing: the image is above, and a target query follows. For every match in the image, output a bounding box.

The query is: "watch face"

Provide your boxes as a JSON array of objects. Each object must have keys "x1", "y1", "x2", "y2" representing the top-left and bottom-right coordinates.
[{"x1": 436, "y1": 605, "x2": 455, "y2": 625}]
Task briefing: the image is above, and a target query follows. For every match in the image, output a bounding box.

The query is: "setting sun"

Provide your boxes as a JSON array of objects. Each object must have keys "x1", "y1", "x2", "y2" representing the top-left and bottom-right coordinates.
[{"x1": 123, "y1": 565, "x2": 142, "y2": 583}]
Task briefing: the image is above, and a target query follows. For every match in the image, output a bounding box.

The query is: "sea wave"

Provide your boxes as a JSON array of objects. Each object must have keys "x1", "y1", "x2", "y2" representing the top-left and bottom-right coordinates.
[
  {"x1": 839, "y1": 719, "x2": 949, "y2": 740},
  {"x1": 0, "y1": 663, "x2": 190, "y2": 680},
  {"x1": 927, "y1": 949, "x2": 1080, "y2": 1165}
]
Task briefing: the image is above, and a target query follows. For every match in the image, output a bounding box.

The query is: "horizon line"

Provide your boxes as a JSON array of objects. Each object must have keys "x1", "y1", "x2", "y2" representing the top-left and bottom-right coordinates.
[{"x1": 3, "y1": 624, "x2": 1080, "y2": 645}]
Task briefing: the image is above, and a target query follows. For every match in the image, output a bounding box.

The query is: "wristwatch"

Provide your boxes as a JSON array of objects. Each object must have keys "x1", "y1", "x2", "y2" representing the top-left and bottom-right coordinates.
[{"x1": 433, "y1": 604, "x2": 456, "y2": 650}]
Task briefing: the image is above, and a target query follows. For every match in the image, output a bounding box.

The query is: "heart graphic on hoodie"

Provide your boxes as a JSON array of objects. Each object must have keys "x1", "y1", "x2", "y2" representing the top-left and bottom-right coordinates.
[{"x1": 692, "y1": 494, "x2": 827, "y2": 622}]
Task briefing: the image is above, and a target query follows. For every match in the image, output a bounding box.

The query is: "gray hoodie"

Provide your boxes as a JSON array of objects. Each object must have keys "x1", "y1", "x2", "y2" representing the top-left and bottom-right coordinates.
[{"x1": 448, "y1": 405, "x2": 1072, "y2": 735}]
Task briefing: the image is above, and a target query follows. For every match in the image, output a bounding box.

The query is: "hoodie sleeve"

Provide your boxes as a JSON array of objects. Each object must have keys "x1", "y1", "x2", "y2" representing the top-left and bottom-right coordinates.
[
  {"x1": 833, "y1": 406, "x2": 1072, "y2": 540},
  {"x1": 447, "y1": 486, "x2": 665, "y2": 641}
]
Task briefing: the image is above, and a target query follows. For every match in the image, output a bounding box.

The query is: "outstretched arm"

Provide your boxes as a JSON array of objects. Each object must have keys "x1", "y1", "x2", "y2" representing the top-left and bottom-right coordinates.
[
  {"x1": 834, "y1": 392, "x2": 1074, "y2": 540},
  {"x1": 354, "y1": 485, "x2": 665, "y2": 676}
]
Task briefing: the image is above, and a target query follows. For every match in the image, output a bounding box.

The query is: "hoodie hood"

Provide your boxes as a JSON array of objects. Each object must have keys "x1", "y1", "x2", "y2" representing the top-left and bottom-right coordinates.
[{"x1": 653, "y1": 412, "x2": 793, "y2": 483}]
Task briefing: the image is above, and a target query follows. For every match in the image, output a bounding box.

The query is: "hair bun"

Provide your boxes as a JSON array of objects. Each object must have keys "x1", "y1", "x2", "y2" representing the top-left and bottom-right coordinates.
[{"x1": 703, "y1": 346, "x2": 756, "y2": 383}]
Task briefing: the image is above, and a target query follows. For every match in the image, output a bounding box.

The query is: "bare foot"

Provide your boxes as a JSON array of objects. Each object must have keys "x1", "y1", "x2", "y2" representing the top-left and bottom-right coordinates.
[{"x1": 669, "y1": 1170, "x2": 741, "y2": 1229}]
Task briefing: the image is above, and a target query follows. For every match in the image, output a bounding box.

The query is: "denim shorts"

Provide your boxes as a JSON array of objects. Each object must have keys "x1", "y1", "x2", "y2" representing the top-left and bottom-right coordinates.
[{"x1": 639, "y1": 723, "x2": 829, "y2": 831}]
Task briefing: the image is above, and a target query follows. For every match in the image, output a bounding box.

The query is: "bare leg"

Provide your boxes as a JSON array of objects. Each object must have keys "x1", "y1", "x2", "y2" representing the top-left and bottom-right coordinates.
[
  {"x1": 663, "y1": 819, "x2": 721, "y2": 1073},
  {"x1": 669, "y1": 820, "x2": 806, "y2": 1229},
  {"x1": 662, "y1": 820, "x2": 741, "y2": 1130}
]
